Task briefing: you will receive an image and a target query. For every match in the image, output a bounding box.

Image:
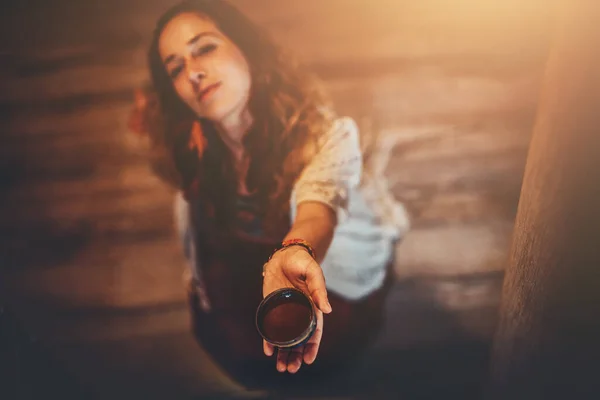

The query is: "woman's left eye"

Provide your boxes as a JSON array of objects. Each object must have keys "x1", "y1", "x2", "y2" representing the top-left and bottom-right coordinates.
[{"x1": 194, "y1": 44, "x2": 217, "y2": 56}]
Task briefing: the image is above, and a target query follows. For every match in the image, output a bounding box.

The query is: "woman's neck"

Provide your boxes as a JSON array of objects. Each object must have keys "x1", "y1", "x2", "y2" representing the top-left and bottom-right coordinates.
[
  {"x1": 215, "y1": 108, "x2": 253, "y2": 160},
  {"x1": 212, "y1": 108, "x2": 255, "y2": 195}
]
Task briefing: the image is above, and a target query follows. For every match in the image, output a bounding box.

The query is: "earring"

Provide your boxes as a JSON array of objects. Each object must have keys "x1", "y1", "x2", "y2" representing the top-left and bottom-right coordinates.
[{"x1": 188, "y1": 120, "x2": 208, "y2": 159}]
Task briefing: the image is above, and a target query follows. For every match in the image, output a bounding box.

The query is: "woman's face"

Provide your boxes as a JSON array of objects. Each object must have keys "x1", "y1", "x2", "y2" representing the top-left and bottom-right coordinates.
[{"x1": 158, "y1": 12, "x2": 252, "y2": 123}]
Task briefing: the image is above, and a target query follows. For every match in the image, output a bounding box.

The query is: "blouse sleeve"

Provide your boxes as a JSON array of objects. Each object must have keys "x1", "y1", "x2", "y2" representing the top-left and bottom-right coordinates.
[{"x1": 291, "y1": 117, "x2": 363, "y2": 224}]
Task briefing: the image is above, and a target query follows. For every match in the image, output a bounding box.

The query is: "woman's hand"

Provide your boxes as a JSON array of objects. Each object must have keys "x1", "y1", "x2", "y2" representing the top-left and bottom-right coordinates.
[{"x1": 262, "y1": 245, "x2": 332, "y2": 374}]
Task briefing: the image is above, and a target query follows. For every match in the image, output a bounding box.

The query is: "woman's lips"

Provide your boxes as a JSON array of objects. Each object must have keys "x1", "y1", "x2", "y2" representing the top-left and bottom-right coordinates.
[{"x1": 197, "y1": 82, "x2": 221, "y2": 102}]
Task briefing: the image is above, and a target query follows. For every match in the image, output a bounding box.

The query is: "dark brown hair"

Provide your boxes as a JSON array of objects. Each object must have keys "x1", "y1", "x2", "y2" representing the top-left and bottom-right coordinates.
[{"x1": 145, "y1": 0, "x2": 334, "y2": 236}]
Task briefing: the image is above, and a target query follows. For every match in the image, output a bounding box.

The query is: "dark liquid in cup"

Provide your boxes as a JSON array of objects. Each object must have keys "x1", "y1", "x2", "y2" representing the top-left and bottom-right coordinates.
[{"x1": 260, "y1": 297, "x2": 312, "y2": 343}]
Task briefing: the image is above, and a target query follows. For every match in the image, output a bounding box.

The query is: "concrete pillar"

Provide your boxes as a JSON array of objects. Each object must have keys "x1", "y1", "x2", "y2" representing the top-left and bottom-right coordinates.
[{"x1": 488, "y1": 1, "x2": 600, "y2": 398}]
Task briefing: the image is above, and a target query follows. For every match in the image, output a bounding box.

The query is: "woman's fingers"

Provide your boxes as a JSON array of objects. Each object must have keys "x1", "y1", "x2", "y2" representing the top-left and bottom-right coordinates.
[
  {"x1": 276, "y1": 348, "x2": 290, "y2": 372},
  {"x1": 303, "y1": 310, "x2": 323, "y2": 365},
  {"x1": 286, "y1": 347, "x2": 304, "y2": 374},
  {"x1": 274, "y1": 347, "x2": 304, "y2": 374},
  {"x1": 263, "y1": 340, "x2": 274, "y2": 357},
  {"x1": 271, "y1": 311, "x2": 324, "y2": 372}
]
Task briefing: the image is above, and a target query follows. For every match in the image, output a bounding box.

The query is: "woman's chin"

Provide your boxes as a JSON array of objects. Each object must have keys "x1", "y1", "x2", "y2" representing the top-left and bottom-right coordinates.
[{"x1": 192, "y1": 104, "x2": 229, "y2": 123}]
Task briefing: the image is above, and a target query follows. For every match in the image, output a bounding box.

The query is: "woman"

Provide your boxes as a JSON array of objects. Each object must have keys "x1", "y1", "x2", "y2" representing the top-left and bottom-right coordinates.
[{"x1": 129, "y1": 0, "x2": 410, "y2": 388}]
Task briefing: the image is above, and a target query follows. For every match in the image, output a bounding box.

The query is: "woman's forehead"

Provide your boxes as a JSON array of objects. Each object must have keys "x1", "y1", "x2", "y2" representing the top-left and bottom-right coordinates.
[{"x1": 159, "y1": 12, "x2": 221, "y2": 57}]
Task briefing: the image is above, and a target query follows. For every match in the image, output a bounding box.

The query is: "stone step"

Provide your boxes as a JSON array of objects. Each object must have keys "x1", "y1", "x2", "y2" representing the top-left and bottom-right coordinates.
[
  {"x1": 390, "y1": 146, "x2": 527, "y2": 193},
  {"x1": 394, "y1": 221, "x2": 513, "y2": 279}
]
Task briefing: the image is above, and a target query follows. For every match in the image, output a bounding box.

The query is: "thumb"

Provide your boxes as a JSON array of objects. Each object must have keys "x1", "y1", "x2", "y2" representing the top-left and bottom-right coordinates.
[{"x1": 305, "y1": 261, "x2": 332, "y2": 314}]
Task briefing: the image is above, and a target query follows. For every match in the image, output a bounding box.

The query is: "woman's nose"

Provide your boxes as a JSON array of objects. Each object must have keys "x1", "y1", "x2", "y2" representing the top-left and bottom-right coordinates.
[{"x1": 188, "y1": 68, "x2": 206, "y2": 85}]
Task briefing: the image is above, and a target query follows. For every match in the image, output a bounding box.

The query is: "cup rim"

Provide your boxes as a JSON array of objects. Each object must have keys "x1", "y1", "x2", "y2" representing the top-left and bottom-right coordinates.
[{"x1": 255, "y1": 287, "x2": 317, "y2": 348}]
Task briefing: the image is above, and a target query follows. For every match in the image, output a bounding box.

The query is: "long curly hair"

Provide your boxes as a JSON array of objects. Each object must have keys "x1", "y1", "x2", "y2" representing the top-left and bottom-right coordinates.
[{"x1": 144, "y1": 0, "x2": 335, "y2": 237}]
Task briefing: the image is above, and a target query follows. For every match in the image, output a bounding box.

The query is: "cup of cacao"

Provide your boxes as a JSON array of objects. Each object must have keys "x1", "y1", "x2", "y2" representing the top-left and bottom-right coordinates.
[{"x1": 256, "y1": 287, "x2": 317, "y2": 348}]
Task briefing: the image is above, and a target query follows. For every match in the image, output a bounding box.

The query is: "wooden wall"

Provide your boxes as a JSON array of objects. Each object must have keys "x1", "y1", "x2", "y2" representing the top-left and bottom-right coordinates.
[{"x1": 1, "y1": 0, "x2": 552, "y2": 296}]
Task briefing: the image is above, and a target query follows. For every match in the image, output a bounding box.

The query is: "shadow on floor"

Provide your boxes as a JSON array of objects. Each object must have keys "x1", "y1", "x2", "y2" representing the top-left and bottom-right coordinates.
[
  {"x1": 2, "y1": 302, "x2": 492, "y2": 400},
  {"x1": 0, "y1": 306, "x2": 92, "y2": 400}
]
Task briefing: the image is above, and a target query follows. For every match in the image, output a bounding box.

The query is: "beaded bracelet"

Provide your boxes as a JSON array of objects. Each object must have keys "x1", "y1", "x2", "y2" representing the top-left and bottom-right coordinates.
[
  {"x1": 279, "y1": 238, "x2": 316, "y2": 259},
  {"x1": 262, "y1": 238, "x2": 316, "y2": 277}
]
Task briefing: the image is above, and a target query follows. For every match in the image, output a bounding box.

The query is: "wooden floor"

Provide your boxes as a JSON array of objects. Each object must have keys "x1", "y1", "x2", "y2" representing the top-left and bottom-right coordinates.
[{"x1": 0, "y1": 0, "x2": 553, "y2": 398}]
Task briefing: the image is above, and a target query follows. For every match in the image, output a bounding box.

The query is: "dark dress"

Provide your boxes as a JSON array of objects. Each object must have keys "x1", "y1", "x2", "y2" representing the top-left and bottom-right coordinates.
[{"x1": 184, "y1": 190, "x2": 395, "y2": 390}]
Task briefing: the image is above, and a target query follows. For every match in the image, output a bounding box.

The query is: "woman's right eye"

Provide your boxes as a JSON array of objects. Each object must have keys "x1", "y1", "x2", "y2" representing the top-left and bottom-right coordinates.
[{"x1": 169, "y1": 65, "x2": 184, "y2": 79}]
